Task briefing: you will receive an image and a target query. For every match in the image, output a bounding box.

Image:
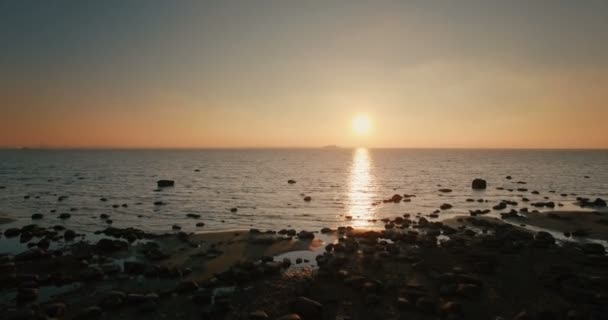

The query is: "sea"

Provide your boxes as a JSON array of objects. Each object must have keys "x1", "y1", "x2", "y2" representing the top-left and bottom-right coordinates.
[{"x1": 1, "y1": 148, "x2": 607, "y2": 234}]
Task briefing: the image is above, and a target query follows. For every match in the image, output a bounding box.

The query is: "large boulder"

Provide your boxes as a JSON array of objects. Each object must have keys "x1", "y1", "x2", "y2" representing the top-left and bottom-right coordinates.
[
  {"x1": 471, "y1": 179, "x2": 487, "y2": 190},
  {"x1": 157, "y1": 180, "x2": 175, "y2": 187}
]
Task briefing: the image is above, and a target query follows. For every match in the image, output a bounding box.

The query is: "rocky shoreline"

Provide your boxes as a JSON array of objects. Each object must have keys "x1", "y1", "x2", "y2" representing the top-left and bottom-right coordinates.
[{"x1": 1, "y1": 209, "x2": 608, "y2": 320}]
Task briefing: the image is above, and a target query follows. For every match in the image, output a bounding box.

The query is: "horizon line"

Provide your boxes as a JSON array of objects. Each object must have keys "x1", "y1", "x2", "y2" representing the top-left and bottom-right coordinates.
[{"x1": 1, "y1": 146, "x2": 608, "y2": 151}]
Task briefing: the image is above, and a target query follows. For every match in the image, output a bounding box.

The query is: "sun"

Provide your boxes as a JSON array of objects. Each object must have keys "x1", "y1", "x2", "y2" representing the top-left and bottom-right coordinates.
[{"x1": 352, "y1": 114, "x2": 372, "y2": 136}]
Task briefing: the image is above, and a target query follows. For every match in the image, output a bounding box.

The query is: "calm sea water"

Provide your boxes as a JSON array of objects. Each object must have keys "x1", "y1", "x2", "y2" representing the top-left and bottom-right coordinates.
[{"x1": 1, "y1": 149, "x2": 607, "y2": 233}]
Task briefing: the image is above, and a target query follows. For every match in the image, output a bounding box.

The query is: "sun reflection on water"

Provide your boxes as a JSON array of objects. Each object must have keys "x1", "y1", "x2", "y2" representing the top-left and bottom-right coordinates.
[{"x1": 347, "y1": 148, "x2": 377, "y2": 228}]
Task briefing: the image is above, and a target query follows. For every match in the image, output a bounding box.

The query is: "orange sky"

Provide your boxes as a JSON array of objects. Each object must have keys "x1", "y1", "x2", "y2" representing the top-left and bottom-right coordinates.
[{"x1": 1, "y1": 1, "x2": 607, "y2": 149}]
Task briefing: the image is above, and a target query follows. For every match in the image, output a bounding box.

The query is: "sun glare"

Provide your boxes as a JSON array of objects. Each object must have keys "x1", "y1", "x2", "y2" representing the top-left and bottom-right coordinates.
[{"x1": 352, "y1": 115, "x2": 372, "y2": 136}]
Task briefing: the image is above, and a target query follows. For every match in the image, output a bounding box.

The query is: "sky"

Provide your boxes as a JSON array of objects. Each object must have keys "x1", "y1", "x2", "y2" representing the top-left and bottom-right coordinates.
[{"x1": 1, "y1": 0, "x2": 607, "y2": 149}]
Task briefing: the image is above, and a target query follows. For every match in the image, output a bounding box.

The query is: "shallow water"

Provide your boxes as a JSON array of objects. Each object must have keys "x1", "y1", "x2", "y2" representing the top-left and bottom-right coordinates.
[{"x1": 1, "y1": 148, "x2": 607, "y2": 234}]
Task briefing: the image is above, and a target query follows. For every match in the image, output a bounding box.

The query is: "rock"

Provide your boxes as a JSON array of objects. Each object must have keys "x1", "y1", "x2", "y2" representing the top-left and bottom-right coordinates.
[
  {"x1": 45, "y1": 302, "x2": 67, "y2": 317},
  {"x1": 391, "y1": 194, "x2": 403, "y2": 202},
  {"x1": 593, "y1": 198, "x2": 607, "y2": 207},
  {"x1": 276, "y1": 315, "x2": 302, "y2": 320},
  {"x1": 176, "y1": 280, "x2": 199, "y2": 293},
  {"x1": 320, "y1": 227, "x2": 332, "y2": 234},
  {"x1": 415, "y1": 296, "x2": 436, "y2": 313},
  {"x1": 31, "y1": 213, "x2": 43, "y2": 220},
  {"x1": 297, "y1": 231, "x2": 315, "y2": 240},
  {"x1": 79, "y1": 306, "x2": 103, "y2": 318},
  {"x1": 506, "y1": 176, "x2": 512, "y2": 179},
  {"x1": 96, "y1": 238, "x2": 128, "y2": 253},
  {"x1": 472, "y1": 179, "x2": 487, "y2": 190},
  {"x1": 100, "y1": 291, "x2": 126, "y2": 308},
  {"x1": 581, "y1": 243, "x2": 605, "y2": 255},
  {"x1": 440, "y1": 301, "x2": 463, "y2": 316},
  {"x1": 64, "y1": 229, "x2": 76, "y2": 241},
  {"x1": 186, "y1": 214, "x2": 201, "y2": 219},
  {"x1": 172, "y1": 225, "x2": 181, "y2": 230},
  {"x1": 291, "y1": 297, "x2": 322, "y2": 320},
  {"x1": 249, "y1": 310, "x2": 269, "y2": 319},
  {"x1": 534, "y1": 231, "x2": 555, "y2": 247},
  {"x1": 153, "y1": 201, "x2": 166, "y2": 206},
  {"x1": 192, "y1": 289, "x2": 213, "y2": 304},
  {"x1": 230, "y1": 207, "x2": 238, "y2": 212},
  {"x1": 157, "y1": 180, "x2": 175, "y2": 187},
  {"x1": 303, "y1": 196, "x2": 312, "y2": 202},
  {"x1": 439, "y1": 189, "x2": 453, "y2": 193},
  {"x1": 196, "y1": 222, "x2": 205, "y2": 227},
  {"x1": 17, "y1": 287, "x2": 38, "y2": 302},
  {"x1": 124, "y1": 261, "x2": 147, "y2": 274},
  {"x1": 59, "y1": 213, "x2": 71, "y2": 219},
  {"x1": 288, "y1": 179, "x2": 296, "y2": 184},
  {"x1": 4, "y1": 228, "x2": 21, "y2": 237},
  {"x1": 440, "y1": 203, "x2": 453, "y2": 210}
]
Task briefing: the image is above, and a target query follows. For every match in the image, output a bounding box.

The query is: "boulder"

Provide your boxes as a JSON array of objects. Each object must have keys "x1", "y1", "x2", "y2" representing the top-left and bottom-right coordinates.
[
  {"x1": 31, "y1": 213, "x2": 43, "y2": 220},
  {"x1": 472, "y1": 179, "x2": 487, "y2": 190},
  {"x1": 298, "y1": 231, "x2": 315, "y2": 240},
  {"x1": 287, "y1": 179, "x2": 296, "y2": 184},
  {"x1": 4, "y1": 228, "x2": 21, "y2": 237},
  {"x1": 157, "y1": 180, "x2": 175, "y2": 187}
]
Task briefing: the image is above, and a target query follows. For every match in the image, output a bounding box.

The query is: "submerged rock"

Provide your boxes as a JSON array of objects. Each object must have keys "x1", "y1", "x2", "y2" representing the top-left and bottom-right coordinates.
[
  {"x1": 472, "y1": 179, "x2": 487, "y2": 190},
  {"x1": 157, "y1": 180, "x2": 175, "y2": 187}
]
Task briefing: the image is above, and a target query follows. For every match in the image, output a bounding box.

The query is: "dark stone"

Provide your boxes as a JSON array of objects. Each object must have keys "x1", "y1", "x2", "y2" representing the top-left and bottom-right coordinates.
[
  {"x1": 17, "y1": 287, "x2": 38, "y2": 302},
  {"x1": 249, "y1": 310, "x2": 269, "y2": 319},
  {"x1": 440, "y1": 203, "x2": 453, "y2": 210},
  {"x1": 291, "y1": 296, "x2": 322, "y2": 320},
  {"x1": 438, "y1": 189, "x2": 452, "y2": 193},
  {"x1": 59, "y1": 213, "x2": 71, "y2": 219},
  {"x1": 96, "y1": 238, "x2": 128, "y2": 253},
  {"x1": 186, "y1": 214, "x2": 201, "y2": 219},
  {"x1": 31, "y1": 213, "x2": 43, "y2": 220},
  {"x1": 100, "y1": 291, "x2": 126, "y2": 308},
  {"x1": 176, "y1": 280, "x2": 199, "y2": 293},
  {"x1": 124, "y1": 261, "x2": 147, "y2": 274},
  {"x1": 4, "y1": 228, "x2": 21, "y2": 237},
  {"x1": 157, "y1": 180, "x2": 175, "y2": 187},
  {"x1": 581, "y1": 243, "x2": 605, "y2": 255},
  {"x1": 303, "y1": 196, "x2": 312, "y2": 202},
  {"x1": 287, "y1": 179, "x2": 296, "y2": 184},
  {"x1": 472, "y1": 179, "x2": 487, "y2": 190},
  {"x1": 298, "y1": 231, "x2": 315, "y2": 240},
  {"x1": 64, "y1": 230, "x2": 76, "y2": 241},
  {"x1": 196, "y1": 222, "x2": 205, "y2": 227}
]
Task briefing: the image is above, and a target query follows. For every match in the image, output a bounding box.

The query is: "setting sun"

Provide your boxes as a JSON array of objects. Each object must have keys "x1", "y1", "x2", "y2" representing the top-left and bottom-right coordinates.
[{"x1": 352, "y1": 115, "x2": 372, "y2": 136}]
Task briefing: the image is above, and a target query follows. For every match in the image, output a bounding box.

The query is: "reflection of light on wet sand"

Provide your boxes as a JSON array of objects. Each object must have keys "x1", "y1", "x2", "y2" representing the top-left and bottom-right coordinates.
[{"x1": 347, "y1": 148, "x2": 377, "y2": 228}]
